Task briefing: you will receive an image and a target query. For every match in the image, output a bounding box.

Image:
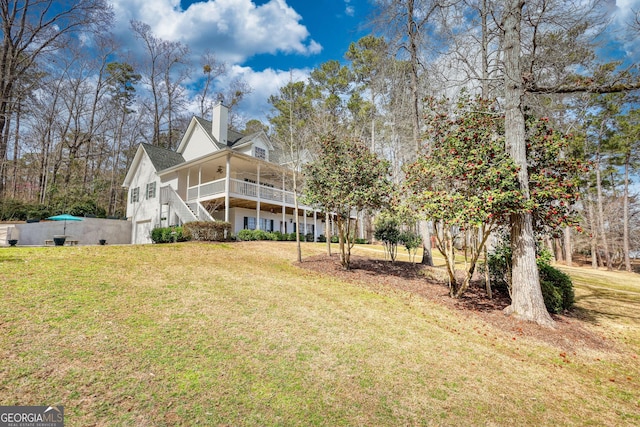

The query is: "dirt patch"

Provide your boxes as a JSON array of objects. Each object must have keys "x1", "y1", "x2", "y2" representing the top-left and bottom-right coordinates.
[{"x1": 297, "y1": 254, "x2": 614, "y2": 353}]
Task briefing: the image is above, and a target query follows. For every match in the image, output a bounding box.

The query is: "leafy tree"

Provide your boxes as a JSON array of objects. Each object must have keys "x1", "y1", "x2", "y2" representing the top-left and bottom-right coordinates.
[
  {"x1": 374, "y1": 213, "x2": 402, "y2": 262},
  {"x1": 308, "y1": 60, "x2": 353, "y2": 134},
  {"x1": 346, "y1": 35, "x2": 390, "y2": 150},
  {"x1": 243, "y1": 119, "x2": 269, "y2": 134},
  {"x1": 400, "y1": 230, "x2": 422, "y2": 263},
  {"x1": 303, "y1": 135, "x2": 393, "y2": 269},
  {"x1": 405, "y1": 95, "x2": 584, "y2": 298},
  {"x1": 405, "y1": 96, "x2": 522, "y2": 297},
  {"x1": 106, "y1": 62, "x2": 141, "y2": 215}
]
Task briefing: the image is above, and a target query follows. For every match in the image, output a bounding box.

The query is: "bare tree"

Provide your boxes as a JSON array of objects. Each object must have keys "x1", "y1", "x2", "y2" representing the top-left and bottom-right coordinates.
[
  {"x1": 131, "y1": 20, "x2": 190, "y2": 149},
  {"x1": 0, "y1": 0, "x2": 112, "y2": 195},
  {"x1": 269, "y1": 75, "x2": 315, "y2": 262},
  {"x1": 371, "y1": 0, "x2": 453, "y2": 267},
  {"x1": 197, "y1": 50, "x2": 226, "y2": 118}
]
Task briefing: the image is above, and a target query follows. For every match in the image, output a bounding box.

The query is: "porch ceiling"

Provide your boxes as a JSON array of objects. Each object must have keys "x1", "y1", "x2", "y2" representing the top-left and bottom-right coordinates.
[{"x1": 201, "y1": 198, "x2": 321, "y2": 216}]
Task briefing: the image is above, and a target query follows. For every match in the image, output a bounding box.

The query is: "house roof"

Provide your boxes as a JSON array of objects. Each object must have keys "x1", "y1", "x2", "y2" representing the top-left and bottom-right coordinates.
[
  {"x1": 141, "y1": 143, "x2": 185, "y2": 171},
  {"x1": 193, "y1": 116, "x2": 245, "y2": 148}
]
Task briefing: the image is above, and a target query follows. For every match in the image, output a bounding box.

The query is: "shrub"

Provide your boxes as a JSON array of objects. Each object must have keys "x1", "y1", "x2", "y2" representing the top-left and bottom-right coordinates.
[
  {"x1": 487, "y1": 238, "x2": 574, "y2": 313},
  {"x1": 374, "y1": 215, "x2": 401, "y2": 262},
  {"x1": 272, "y1": 231, "x2": 287, "y2": 241},
  {"x1": 317, "y1": 234, "x2": 327, "y2": 243},
  {"x1": 151, "y1": 226, "x2": 190, "y2": 243},
  {"x1": 330, "y1": 235, "x2": 339, "y2": 243},
  {"x1": 237, "y1": 229, "x2": 284, "y2": 241},
  {"x1": 237, "y1": 229, "x2": 257, "y2": 241},
  {"x1": 354, "y1": 238, "x2": 369, "y2": 244},
  {"x1": 183, "y1": 221, "x2": 231, "y2": 241},
  {"x1": 539, "y1": 263, "x2": 575, "y2": 313},
  {"x1": 399, "y1": 231, "x2": 422, "y2": 263}
]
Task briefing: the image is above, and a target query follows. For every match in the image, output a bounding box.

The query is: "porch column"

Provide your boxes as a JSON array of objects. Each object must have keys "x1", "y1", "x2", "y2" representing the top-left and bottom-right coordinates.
[
  {"x1": 225, "y1": 153, "x2": 230, "y2": 223},
  {"x1": 313, "y1": 210, "x2": 317, "y2": 242},
  {"x1": 198, "y1": 165, "x2": 202, "y2": 200},
  {"x1": 304, "y1": 209, "x2": 307, "y2": 239},
  {"x1": 186, "y1": 169, "x2": 190, "y2": 199},
  {"x1": 256, "y1": 164, "x2": 261, "y2": 230}
]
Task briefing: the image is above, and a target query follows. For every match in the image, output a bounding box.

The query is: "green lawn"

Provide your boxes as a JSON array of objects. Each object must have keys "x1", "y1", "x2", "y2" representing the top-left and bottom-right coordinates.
[{"x1": 1, "y1": 242, "x2": 638, "y2": 426}]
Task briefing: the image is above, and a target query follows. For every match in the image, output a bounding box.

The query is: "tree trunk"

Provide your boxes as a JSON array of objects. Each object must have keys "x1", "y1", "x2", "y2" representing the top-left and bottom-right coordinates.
[
  {"x1": 564, "y1": 226, "x2": 572, "y2": 267},
  {"x1": 11, "y1": 101, "x2": 21, "y2": 198},
  {"x1": 502, "y1": 0, "x2": 554, "y2": 327},
  {"x1": 293, "y1": 170, "x2": 302, "y2": 263},
  {"x1": 587, "y1": 197, "x2": 598, "y2": 268},
  {"x1": 480, "y1": 0, "x2": 490, "y2": 98},
  {"x1": 623, "y1": 153, "x2": 631, "y2": 272},
  {"x1": 594, "y1": 153, "x2": 612, "y2": 270},
  {"x1": 484, "y1": 243, "x2": 492, "y2": 299},
  {"x1": 420, "y1": 220, "x2": 434, "y2": 266},
  {"x1": 326, "y1": 212, "x2": 332, "y2": 256}
]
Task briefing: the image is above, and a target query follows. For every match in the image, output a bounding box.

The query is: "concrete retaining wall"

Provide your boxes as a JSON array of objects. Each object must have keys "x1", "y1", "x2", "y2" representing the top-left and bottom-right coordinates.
[{"x1": 2, "y1": 218, "x2": 132, "y2": 246}]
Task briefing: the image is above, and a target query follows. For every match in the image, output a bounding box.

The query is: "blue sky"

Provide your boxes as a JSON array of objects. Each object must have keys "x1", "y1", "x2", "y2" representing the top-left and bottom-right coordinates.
[
  {"x1": 109, "y1": 0, "x2": 374, "y2": 121},
  {"x1": 108, "y1": 0, "x2": 639, "y2": 123}
]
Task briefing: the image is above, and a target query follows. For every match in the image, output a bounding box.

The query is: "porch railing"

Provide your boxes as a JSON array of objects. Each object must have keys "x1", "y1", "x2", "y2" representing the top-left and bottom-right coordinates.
[
  {"x1": 160, "y1": 186, "x2": 198, "y2": 224},
  {"x1": 188, "y1": 202, "x2": 215, "y2": 222},
  {"x1": 187, "y1": 178, "x2": 297, "y2": 206}
]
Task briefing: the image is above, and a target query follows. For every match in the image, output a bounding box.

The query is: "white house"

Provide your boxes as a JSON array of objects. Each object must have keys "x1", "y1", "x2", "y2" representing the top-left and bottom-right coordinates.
[{"x1": 122, "y1": 103, "x2": 326, "y2": 244}]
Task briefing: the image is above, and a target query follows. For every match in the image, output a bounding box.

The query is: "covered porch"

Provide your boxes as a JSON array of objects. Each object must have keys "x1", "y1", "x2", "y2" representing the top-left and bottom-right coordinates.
[{"x1": 160, "y1": 150, "x2": 328, "y2": 238}]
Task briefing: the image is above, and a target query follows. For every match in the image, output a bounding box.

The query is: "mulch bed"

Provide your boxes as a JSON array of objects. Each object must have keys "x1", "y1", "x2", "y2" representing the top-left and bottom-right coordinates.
[{"x1": 297, "y1": 254, "x2": 614, "y2": 353}]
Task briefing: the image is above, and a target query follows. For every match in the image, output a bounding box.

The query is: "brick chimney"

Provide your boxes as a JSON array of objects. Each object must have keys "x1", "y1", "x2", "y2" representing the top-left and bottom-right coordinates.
[{"x1": 212, "y1": 101, "x2": 228, "y2": 145}]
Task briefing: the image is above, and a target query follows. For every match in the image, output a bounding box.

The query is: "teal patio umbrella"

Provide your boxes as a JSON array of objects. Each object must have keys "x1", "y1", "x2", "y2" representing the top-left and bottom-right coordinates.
[{"x1": 47, "y1": 213, "x2": 83, "y2": 235}]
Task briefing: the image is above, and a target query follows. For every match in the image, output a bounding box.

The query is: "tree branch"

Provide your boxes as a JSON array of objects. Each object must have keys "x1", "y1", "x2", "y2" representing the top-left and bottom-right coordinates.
[{"x1": 529, "y1": 81, "x2": 640, "y2": 94}]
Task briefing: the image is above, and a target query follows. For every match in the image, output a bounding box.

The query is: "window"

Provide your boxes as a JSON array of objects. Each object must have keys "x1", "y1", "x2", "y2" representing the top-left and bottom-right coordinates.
[
  {"x1": 260, "y1": 218, "x2": 274, "y2": 232},
  {"x1": 130, "y1": 187, "x2": 140, "y2": 203},
  {"x1": 255, "y1": 146, "x2": 266, "y2": 160},
  {"x1": 243, "y1": 216, "x2": 256, "y2": 230},
  {"x1": 146, "y1": 182, "x2": 156, "y2": 199}
]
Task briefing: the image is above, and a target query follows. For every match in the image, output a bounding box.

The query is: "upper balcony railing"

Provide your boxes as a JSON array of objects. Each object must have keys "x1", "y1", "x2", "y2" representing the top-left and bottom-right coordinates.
[{"x1": 187, "y1": 178, "x2": 298, "y2": 207}]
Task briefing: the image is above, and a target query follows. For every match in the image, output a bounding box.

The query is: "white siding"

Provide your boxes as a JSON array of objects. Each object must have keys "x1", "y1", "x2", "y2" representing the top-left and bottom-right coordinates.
[
  {"x1": 229, "y1": 207, "x2": 324, "y2": 236},
  {"x1": 181, "y1": 126, "x2": 219, "y2": 161},
  {"x1": 126, "y1": 153, "x2": 161, "y2": 244}
]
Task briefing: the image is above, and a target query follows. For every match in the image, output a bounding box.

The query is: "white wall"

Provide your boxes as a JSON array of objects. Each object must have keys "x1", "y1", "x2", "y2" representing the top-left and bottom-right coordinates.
[
  {"x1": 7, "y1": 218, "x2": 131, "y2": 246},
  {"x1": 180, "y1": 126, "x2": 218, "y2": 161},
  {"x1": 126, "y1": 153, "x2": 162, "y2": 244},
  {"x1": 229, "y1": 207, "x2": 325, "y2": 237}
]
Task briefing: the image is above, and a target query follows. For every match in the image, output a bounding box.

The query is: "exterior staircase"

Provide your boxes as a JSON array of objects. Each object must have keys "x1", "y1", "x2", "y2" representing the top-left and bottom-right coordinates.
[{"x1": 160, "y1": 186, "x2": 215, "y2": 225}]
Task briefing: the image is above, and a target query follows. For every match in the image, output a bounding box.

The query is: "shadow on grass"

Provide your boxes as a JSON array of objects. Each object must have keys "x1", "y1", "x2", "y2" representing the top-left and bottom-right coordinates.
[
  {"x1": 349, "y1": 258, "x2": 425, "y2": 280},
  {"x1": 574, "y1": 284, "x2": 640, "y2": 324},
  {"x1": 349, "y1": 257, "x2": 512, "y2": 313}
]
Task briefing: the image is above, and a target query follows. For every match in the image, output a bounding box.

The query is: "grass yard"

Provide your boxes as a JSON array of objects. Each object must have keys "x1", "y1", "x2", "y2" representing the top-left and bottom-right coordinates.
[{"x1": 1, "y1": 241, "x2": 639, "y2": 426}]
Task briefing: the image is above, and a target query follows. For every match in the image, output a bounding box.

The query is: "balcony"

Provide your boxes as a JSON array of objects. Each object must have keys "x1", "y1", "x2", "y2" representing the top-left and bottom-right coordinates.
[{"x1": 187, "y1": 178, "x2": 301, "y2": 208}]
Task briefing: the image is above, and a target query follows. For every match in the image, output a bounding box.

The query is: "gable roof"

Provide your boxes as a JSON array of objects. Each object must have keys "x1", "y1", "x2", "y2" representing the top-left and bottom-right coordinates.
[
  {"x1": 141, "y1": 143, "x2": 185, "y2": 171},
  {"x1": 192, "y1": 116, "x2": 245, "y2": 148}
]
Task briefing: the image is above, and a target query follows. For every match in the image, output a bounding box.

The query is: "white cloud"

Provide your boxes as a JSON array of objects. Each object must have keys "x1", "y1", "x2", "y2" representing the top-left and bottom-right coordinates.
[
  {"x1": 344, "y1": 0, "x2": 355, "y2": 17},
  {"x1": 219, "y1": 65, "x2": 312, "y2": 122},
  {"x1": 110, "y1": 0, "x2": 321, "y2": 64}
]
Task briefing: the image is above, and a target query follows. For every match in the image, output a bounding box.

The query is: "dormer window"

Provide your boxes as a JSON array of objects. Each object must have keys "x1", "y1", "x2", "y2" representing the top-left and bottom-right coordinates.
[{"x1": 255, "y1": 146, "x2": 266, "y2": 160}]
